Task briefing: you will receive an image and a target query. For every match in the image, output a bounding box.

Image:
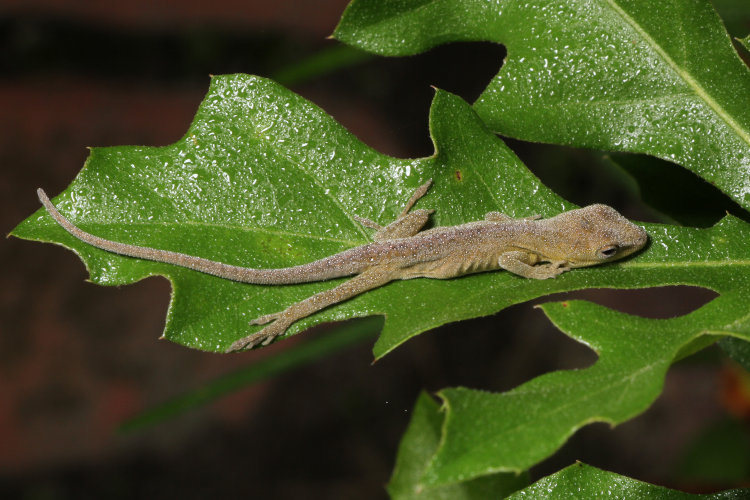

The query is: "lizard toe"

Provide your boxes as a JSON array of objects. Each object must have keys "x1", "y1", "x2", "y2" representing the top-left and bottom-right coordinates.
[{"x1": 249, "y1": 312, "x2": 280, "y2": 325}]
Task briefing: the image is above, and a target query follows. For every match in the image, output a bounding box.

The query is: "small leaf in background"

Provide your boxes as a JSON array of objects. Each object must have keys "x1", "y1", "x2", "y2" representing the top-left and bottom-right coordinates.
[
  {"x1": 738, "y1": 34, "x2": 750, "y2": 53},
  {"x1": 387, "y1": 392, "x2": 528, "y2": 500},
  {"x1": 506, "y1": 462, "x2": 750, "y2": 499},
  {"x1": 334, "y1": 0, "x2": 750, "y2": 211},
  {"x1": 271, "y1": 45, "x2": 372, "y2": 86}
]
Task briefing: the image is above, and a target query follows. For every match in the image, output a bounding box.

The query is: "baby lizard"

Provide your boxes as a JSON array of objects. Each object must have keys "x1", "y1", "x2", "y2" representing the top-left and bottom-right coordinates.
[{"x1": 37, "y1": 181, "x2": 647, "y2": 352}]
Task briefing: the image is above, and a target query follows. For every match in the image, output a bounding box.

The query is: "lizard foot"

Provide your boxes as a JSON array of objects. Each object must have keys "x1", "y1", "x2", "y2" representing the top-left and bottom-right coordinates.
[
  {"x1": 544, "y1": 262, "x2": 569, "y2": 279},
  {"x1": 226, "y1": 314, "x2": 290, "y2": 352}
]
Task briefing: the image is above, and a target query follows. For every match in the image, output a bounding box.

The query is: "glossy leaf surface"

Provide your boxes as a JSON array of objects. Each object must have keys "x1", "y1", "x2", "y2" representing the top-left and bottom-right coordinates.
[
  {"x1": 507, "y1": 462, "x2": 750, "y2": 499},
  {"x1": 13, "y1": 73, "x2": 750, "y2": 491},
  {"x1": 334, "y1": 0, "x2": 750, "y2": 210},
  {"x1": 13, "y1": 75, "x2": 579, "y2": 355}
]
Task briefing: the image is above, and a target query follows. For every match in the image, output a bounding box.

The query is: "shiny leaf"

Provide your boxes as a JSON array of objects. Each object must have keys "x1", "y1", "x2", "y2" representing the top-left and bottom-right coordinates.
[
  {"x1": 334, "y1": 0, "x2": 750, "y2": 210},
  {"x1": 12, "y1": 75, "x2": 578, "y2": 355},
  {"x1": 13, "y1": 72, "x2": 750, "y2": 491},
  {"x1": 507, "y1": 462, "x2": 750, "y2": 499}
]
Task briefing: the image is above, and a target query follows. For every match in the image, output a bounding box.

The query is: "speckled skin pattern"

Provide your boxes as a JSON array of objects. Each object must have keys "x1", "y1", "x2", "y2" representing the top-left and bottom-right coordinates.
[{"x1": 38, "y1": 181, "x2": 648, "y2": 351}]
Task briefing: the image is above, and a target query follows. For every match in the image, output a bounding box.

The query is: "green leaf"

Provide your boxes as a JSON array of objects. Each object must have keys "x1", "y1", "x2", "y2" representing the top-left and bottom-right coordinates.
[
  {"x1": 12, "y1": 74, "x2": 577, "y2": 355},
  {"x1": 387, "y1": 392, "x2": 528, "y2": 500},
  {"x1": 421, "y1": 288, "x2": 750, "y2": 486},
  {"x1": 19, "y1": 74, "x2": 745, "y2": 362},
  {"x1": 506, "y1": 462, "x2": 750, "y2": 499},
  {"x1": 13, "y1": 73, "x2": 750, "y2": 488},
  {"x1": 395, "y1": 193, "x2": 750, "y2": 486},
  {"x1": 271, "y1": 45, "x2": 373, "y2": 86},
  {"x1": 334, "y1": 0, "x2": 750, "y2": 211}
]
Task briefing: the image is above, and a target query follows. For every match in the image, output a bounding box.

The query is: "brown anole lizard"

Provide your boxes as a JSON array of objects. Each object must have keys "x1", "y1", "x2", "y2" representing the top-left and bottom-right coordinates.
[{"x1": 37, "y1": 181, "x2": 648, "y2": 352}]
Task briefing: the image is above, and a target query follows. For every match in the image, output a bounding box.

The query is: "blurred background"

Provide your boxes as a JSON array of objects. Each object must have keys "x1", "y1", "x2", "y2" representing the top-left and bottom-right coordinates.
[{"x1": 2, "y1": 0, "x2": 750, "y2": 498}]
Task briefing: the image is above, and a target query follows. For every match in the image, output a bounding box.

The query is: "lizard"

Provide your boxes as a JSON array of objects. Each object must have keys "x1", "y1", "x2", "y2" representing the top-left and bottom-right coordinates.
[{"x1": 37, "y1": 180, "x2": 648, "y2": 352}]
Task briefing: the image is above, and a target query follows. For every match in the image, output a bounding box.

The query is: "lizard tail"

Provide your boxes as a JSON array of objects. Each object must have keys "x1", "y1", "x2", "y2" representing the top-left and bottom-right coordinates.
[{"x1": 37, "y1": 189, "x2": 363, "y2": 285}]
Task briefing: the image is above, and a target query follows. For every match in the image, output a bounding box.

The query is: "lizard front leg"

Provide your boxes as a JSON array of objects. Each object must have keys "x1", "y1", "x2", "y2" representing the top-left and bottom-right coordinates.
[
  {"x1": 227, "y1": 267, "x2": 395, "y2": 352},
  {"x1": 498, "y1": 251, "x2": 569, "y2": 280}
]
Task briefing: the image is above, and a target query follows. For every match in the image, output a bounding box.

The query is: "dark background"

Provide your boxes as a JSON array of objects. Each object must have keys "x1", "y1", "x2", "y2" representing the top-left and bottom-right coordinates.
[{"x1": 2, "y1": 1, "x2": 749, "y2": 498}]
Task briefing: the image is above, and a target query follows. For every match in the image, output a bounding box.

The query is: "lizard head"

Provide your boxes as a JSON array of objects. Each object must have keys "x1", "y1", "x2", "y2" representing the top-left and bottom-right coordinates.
[{"x1": 547, "y1": 204, "x2": 648, "y2": 268}]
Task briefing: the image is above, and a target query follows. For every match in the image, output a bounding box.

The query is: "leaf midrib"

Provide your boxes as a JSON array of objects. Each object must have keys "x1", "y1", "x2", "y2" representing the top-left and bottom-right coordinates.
[
  {"x1": 604, "y1": 0, "x2": 750, "y2": 148},
  {"x1": 52, "y1": 220, "x2": 363, "y2": 246},
  {"x1": 258, "y1": 139, "x2": 372, "y2": 241}
]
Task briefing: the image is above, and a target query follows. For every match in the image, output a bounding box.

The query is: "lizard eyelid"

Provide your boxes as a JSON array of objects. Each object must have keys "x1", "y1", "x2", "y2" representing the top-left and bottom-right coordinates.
[{"x1": 597, "y1": 244, "x2": 619, "y2": 259}]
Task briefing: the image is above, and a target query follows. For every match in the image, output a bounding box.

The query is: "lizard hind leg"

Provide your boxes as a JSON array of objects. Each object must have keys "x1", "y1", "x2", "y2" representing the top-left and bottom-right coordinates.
[{"x1": 227, "y1": 268, "x2": 394, "y2": 352}]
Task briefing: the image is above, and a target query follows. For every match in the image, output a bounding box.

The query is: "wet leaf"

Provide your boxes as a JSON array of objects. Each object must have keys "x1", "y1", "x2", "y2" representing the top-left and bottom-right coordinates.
[
  {"x1": 12, "y1": 75, "x2": 578, "y2": 355},
  {"x1": 332, "y1": 8, "x2": 750, "y2": 483},
  {"x1": 12, "y1": 73, "x2": 750, "y2": 490},
  {"x1": 507, "y1": 462, "x2": 750, "y2": 499},
  {"x1": 334, "y1": 0, "x2": 750, "y2": 210}
]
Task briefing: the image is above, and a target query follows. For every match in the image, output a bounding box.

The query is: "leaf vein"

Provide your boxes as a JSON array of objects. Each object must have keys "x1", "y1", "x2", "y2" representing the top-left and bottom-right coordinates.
[{"x1": 602, "y1": 0, "x2": 750, "y2": 148}]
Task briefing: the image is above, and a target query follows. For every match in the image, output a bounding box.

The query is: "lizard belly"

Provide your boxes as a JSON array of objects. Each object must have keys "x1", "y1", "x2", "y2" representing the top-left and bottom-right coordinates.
[{"x1": 398, "y1": 252, "x2": 501, "y2": 279}]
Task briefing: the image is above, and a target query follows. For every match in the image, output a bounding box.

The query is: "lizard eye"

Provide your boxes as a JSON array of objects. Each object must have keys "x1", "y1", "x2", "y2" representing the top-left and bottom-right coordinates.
[{"x1": 597, "y1": 245, "x2": 619, "y2": 259}]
